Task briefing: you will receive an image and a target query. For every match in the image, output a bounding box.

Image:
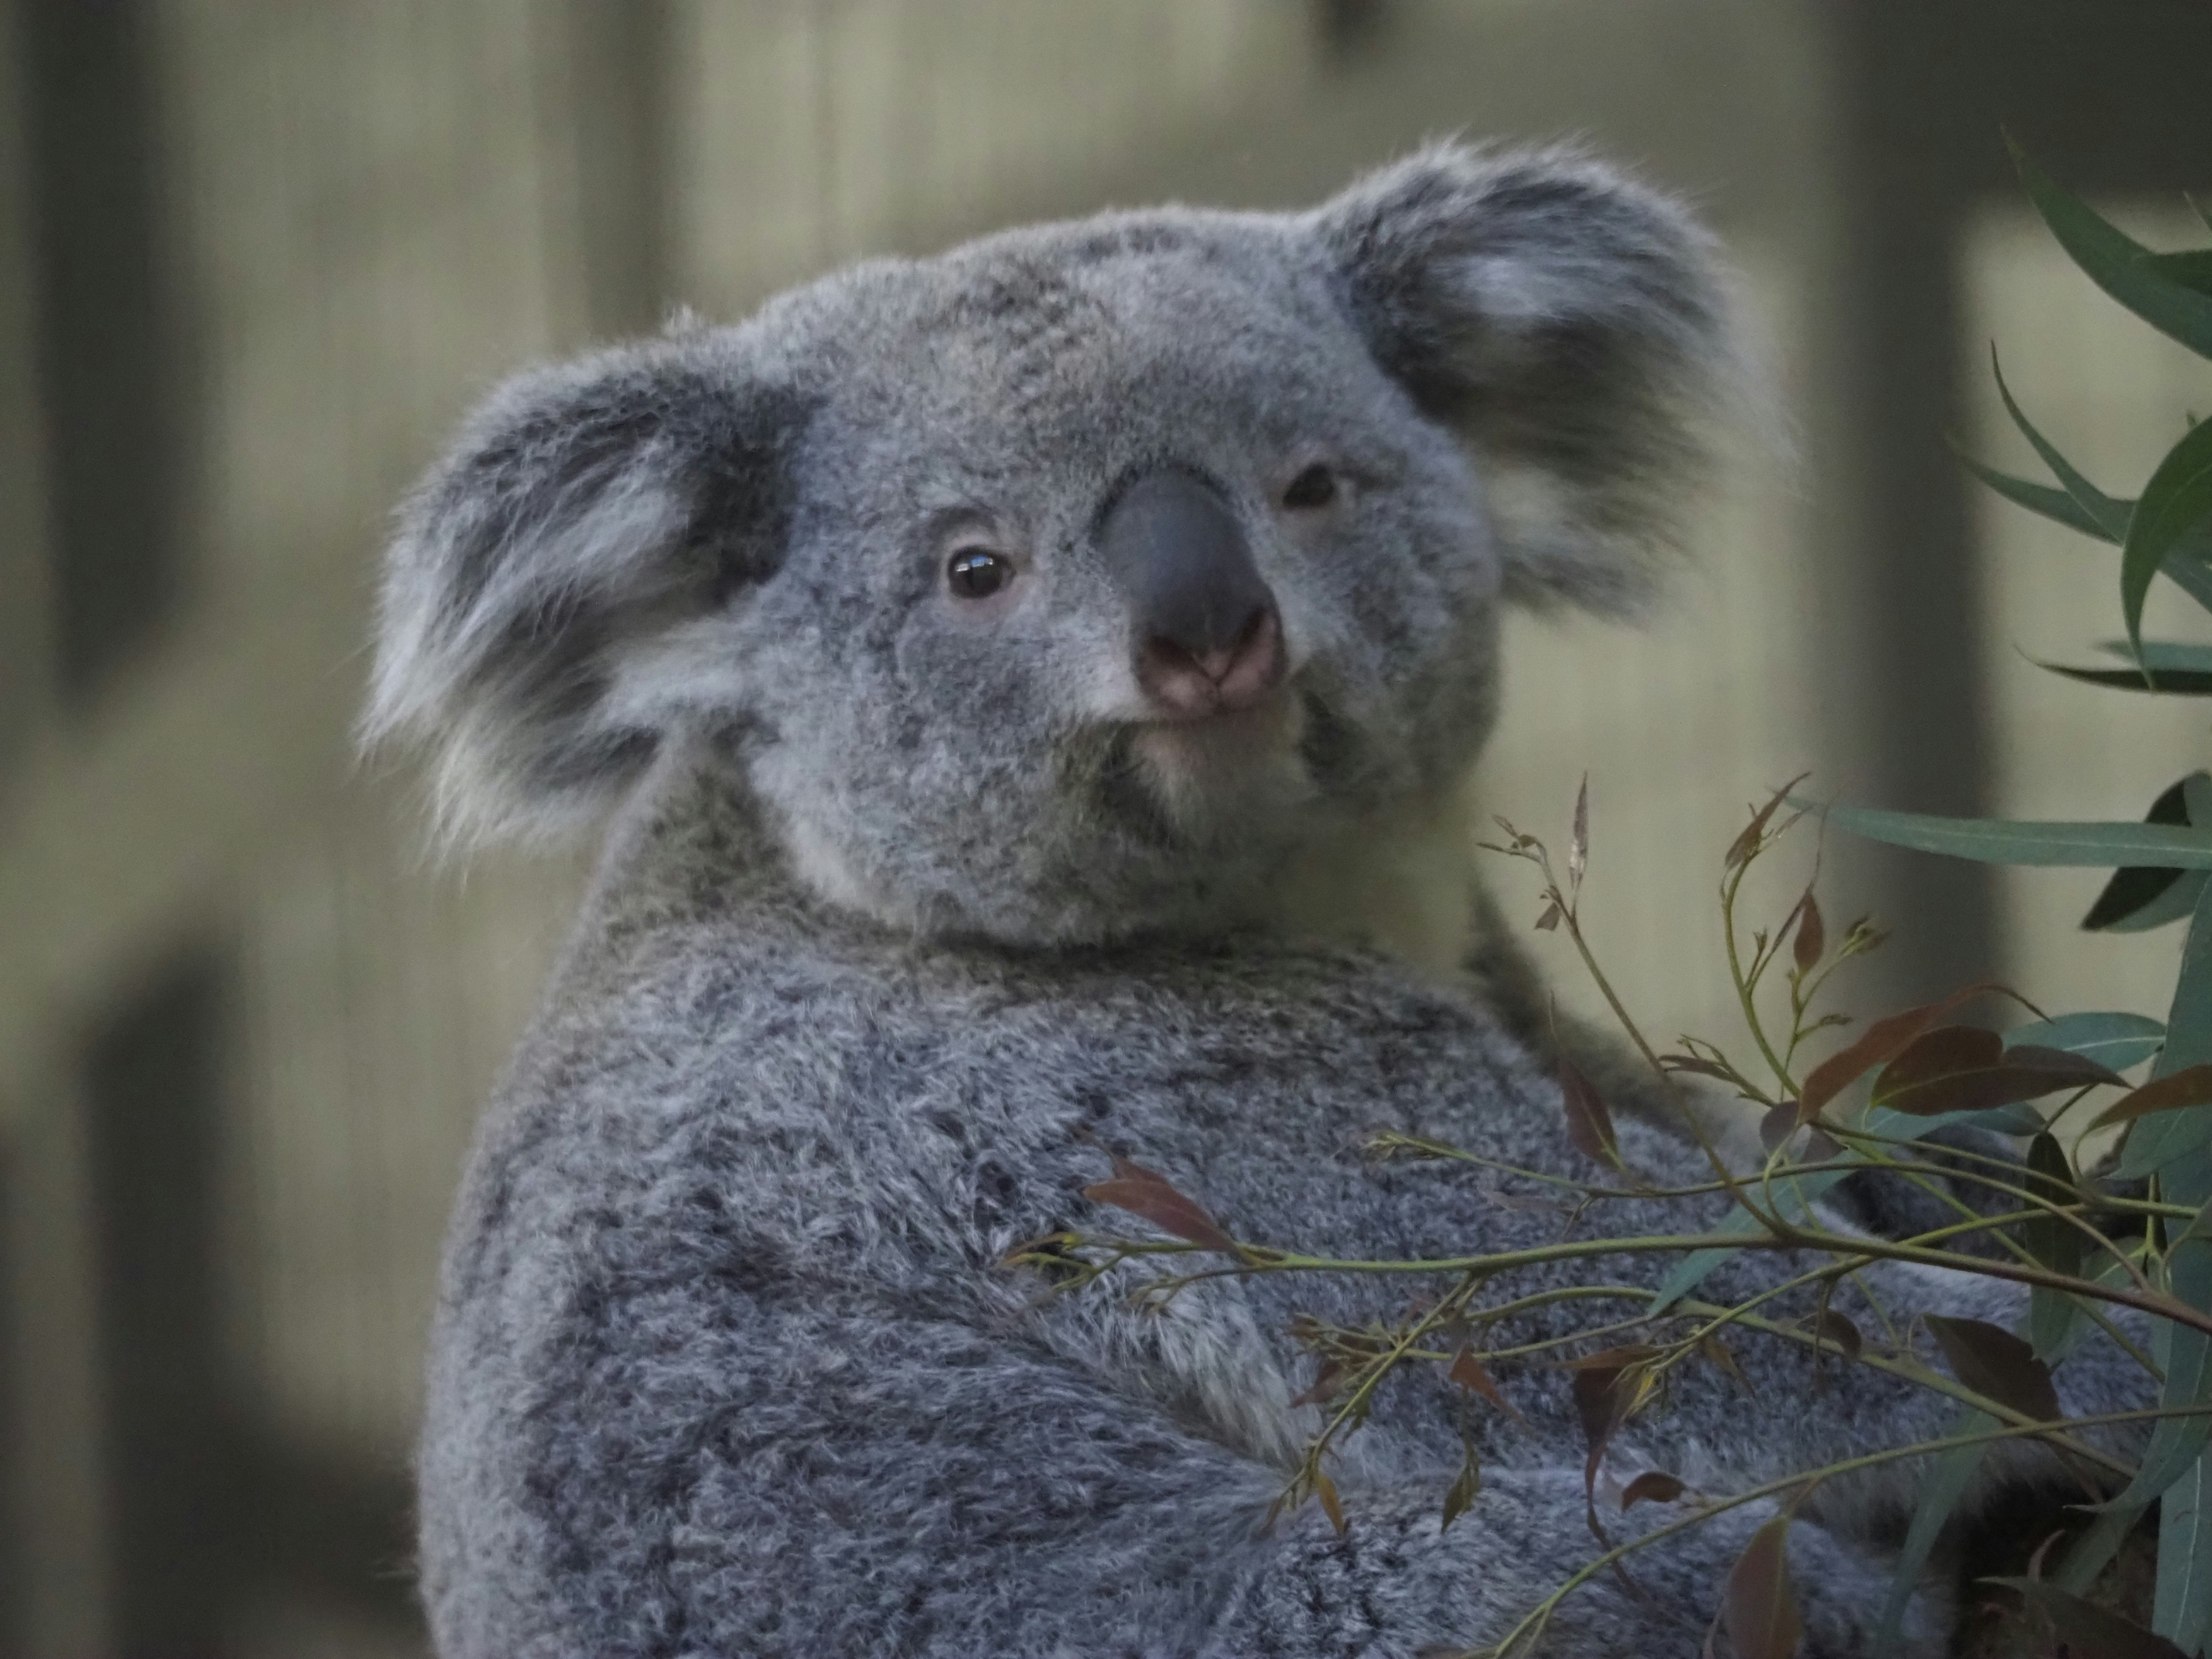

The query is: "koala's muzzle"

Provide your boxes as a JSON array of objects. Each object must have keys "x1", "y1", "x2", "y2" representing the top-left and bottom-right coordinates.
[{"x1": 1100, "y1": 470, "x2": 1285, "y2": 719}]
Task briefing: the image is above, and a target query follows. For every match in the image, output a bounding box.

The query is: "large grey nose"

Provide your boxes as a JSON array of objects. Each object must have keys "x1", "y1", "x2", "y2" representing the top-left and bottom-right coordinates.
[{"x1": 1097, "y1": 470, "x2": 1285, "y2": 717}]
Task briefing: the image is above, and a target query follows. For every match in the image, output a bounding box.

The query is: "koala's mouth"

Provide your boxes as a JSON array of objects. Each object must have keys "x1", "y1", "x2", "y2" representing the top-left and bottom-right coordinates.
[{"x1": 1119, "y1": 685, "x2": 1316, "y2": 834}]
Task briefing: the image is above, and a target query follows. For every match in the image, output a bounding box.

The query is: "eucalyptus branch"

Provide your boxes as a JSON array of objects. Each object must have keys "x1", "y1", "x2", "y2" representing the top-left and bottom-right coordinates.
[
  {"x1": 1069, "y1": 1212, "x2": 2212, "y2": 1340},
  {"x1": 1470, "y1": 1400, "x2": 2212, "y2": 1659}
]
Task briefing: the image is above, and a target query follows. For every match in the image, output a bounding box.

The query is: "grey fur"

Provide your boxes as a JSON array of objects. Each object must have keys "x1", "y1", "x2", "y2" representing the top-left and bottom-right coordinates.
[{"x1": 377, "y1": 146, "x2": 2149, "y2": 1657}]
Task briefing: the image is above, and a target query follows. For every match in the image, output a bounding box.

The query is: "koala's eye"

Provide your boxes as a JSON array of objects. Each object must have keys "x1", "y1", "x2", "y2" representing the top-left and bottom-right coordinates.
[
  {"x1": 1282, "y1": 464, "x2": 1339, "y2": 510},
  {"x1": 946, "y1": 547, "x2": 1010, "y2": 600}
]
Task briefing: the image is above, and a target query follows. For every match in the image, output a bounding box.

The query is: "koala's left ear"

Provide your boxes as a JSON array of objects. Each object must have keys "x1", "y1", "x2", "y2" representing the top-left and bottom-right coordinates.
[
  {"x1": 1313, "y1": 142, "x2": 1740, "y2": 615},
  {"x1": 363, "y1": 330, "x2": 809, "y2": 846}
]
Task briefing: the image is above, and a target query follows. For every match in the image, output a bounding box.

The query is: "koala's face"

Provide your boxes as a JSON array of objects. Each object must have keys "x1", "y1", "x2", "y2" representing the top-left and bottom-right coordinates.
[
  {"x1": 370, "y1": 145, "x2": 1730, "y2": 944},
  {"x1": 733, "y1": 226, "x2": 1508, "y2": 939}
]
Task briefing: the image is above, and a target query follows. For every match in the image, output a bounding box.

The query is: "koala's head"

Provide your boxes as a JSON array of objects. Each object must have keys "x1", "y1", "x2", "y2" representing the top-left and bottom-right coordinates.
[{"x1": 367, "y1": 143, "x2": 1734, "y2": 945}]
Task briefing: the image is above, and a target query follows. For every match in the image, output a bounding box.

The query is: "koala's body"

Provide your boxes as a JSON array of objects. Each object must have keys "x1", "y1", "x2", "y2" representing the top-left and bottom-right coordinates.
[{"x1": 372, "y1": 147, "x2": 2148, "y2": 1657}]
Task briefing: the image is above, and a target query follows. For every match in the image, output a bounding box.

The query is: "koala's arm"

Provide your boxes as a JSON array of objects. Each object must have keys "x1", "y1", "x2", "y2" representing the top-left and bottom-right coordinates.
[{"x1": 437, "y1": 1275, "x2": 1937, "y2": 1659}]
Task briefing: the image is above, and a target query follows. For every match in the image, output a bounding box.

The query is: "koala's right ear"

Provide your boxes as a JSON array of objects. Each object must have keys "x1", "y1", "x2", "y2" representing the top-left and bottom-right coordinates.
[
  {"x1": 1313, "y1": 142, "x2": 1740, "y2": 616},
  {"x1": 363, "y1": 335, "x2": 806, "y2": 844}
]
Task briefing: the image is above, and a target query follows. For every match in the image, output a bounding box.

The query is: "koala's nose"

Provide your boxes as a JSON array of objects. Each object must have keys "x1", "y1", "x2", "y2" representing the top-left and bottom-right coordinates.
[{"x1": 1099, "y1": 470, "x2": 1286, "y2": 718}]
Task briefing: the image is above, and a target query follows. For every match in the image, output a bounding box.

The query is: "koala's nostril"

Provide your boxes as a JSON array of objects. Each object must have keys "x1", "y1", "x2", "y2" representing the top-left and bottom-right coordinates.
[
  {"x1": 1099, "y1": 468, "x2": 1286, "y2": 717},
  {"x1": 1139, "y1": 605, "x2": 1285, "y2": 717}
]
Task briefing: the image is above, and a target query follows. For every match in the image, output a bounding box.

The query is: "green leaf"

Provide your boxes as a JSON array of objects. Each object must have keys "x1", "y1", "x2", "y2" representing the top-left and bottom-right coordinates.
[
  {"x1": 2163, "y1": 876, "x2": 2212, "y2": 1076},
  {"x1": 1649, "y1": 1165, "x2": 1857, "y2": 1313},
  {"x1": 2025, "y1": 1132, "x2": 2082, "y2": 1358},
  {"x1": 2102, "y1": 870, "x2": 2211, "y2": 936},
  {"x1": 1955, "y1": 447, "x2": 2115, "y2": 540},
  {"x1": 2005, "y1": 1011, "x2": 2166, "y2": 1072},
  {"x1": 1873, "y1": 1408, "x2": 1994, "y2": 1657},
  {"x1": 1798, "y1": 800, "x2": 2212, "y2": 868},
  {"x1": 2121, "y1": 417, "x2": 2212, "y2": 656},
  {"x1": 2148, "y1": 249, "x2": 2212, "y2": 299},
  {"x1": 2080, "y1": 889, "x2": 2212, "y2": 1611},
  {"x1": 1990, "y1": 349, "x2": 2132, "y2": 537},
  {"x1": 2010, "y1": 136, "x2": 2212, "y2": 359},
  {"x1": 2099, "y1": 642, "x2": 2212, "y2": 675},
  {"x1": 2160, "y1": 528, "x2": 2212, "y2": 614},
  {"x1": 2084, "y1": 777, "x2": 2210, "y2": 934},
  {"x1": 2118, "y1": 880, "x2": 2212, "y2": 1176},
  {"x1": 2064, "y1": 1281, "x2": 2212, "y2": 1562},
  {"x1": 2147, "y1": 907, "x2": 2212, "y2": 1648},
  {"x1": 2160, "y1": 1411, "x2": 2212, "y2": 1653},
  {"x1": 2040, "y1": 661, "x2": 2212, "y2": 695}
]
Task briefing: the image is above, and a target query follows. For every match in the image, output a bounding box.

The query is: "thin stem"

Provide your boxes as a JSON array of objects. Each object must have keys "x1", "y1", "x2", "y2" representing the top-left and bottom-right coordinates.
[{"x1": 1721, "y1": 857, "x2": 1796, "y2": 1096}]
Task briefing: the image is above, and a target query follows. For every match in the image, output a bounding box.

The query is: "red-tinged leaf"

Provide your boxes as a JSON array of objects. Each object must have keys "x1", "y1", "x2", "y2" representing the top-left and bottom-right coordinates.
[
  {"x1": 1989, "y1": 1577, "x2": 2188, "y2": 1659},
  {"x1": 1559, "y1": 1055, "x2": 1621, "y2": 1168},
  {"x1": 1449, "y1": 1347, "x2": 1532, "y2": 1431},
  {"x1": 1313, "y1": 1467, "x2": 1345, "y2": 1535},
  {"x1": 1440, "y1": 1447, "x2": 1481, "y2": 1532},
  {"x1": 1798, "y1": 982, "x2": 2006, "y2": 1124},
  {"x1": 1700, "y1": 1334, "x2": 1756, "y2": 1396},
  {"x1": 1081, "y1": 1157, "x2": 1238, "y2": 1253},
  {"x1": 1569, "y1": 775, "x2": 1590, "y2": 891},
  {"x1": 1534, "y1": 901, "x2": 1563, "y2": 932},
  {"x1": 2092, "y1": 1061, "x2": 2212, "y2": 1128},
  {"x1": 1869, "y1": 1027, "x2": 2124, "y2": 1116},
  {"x1": 1924, "y1": 1315, "x2": 2062, "y2": 1422},
  {"x1": 1291, "y1": 1360, "x2": 1346, "y2": 1408},
  {"x1": 1792, "y1": 892, "x2": 1826, "y2": 974},
  {"x1": 1809, "y1": 1309, "x2": 1863, "y2": 1361},
  {"x1": 1620, "y1": 1471, "x2": 1686, "y2": 1510},
  {"x1": 1726, "y1": 777, "x2": 1809, "y2": 871},
  {"x1": 1571, "y1": 1348, "x2": 1658, "y2": 1492},
  {"x1": 1722, "y1": 1512, "x2": 1802, "y2": 1659}
]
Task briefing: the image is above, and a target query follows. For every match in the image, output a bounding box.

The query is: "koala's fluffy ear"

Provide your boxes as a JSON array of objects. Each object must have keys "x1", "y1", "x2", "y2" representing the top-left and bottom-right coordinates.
[
  {"x1": 363, "y1": 335, "x2": 804, "y2": 843},
  {"x1": 1314, "y1": 142, "x2": 1739, "y2": 615}
]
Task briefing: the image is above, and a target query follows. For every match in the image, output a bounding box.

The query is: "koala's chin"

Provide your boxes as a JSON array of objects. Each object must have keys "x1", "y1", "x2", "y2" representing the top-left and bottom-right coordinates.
[{"x1": 1124, "y1": 690, "x2": 1317, "y2": 844}]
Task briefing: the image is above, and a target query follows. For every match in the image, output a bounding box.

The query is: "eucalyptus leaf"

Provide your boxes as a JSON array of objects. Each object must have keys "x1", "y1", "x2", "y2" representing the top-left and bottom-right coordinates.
[
  {"x1": 1872, "y1": 1408, "x2": 1994, "y2": 1656},
  {"x1": 2160, "y1": 1425, "x2": 2212, "y2": 1652},
  {"x1": 2146, "y1": 903, "x2": 2212, "y2": 1645},
  {"x1": 2025, "y1": 1132, "x2": 2082, "y2": 1358},
  {"x1": 2040, "y1": 661, "x2": 2212, "y2": 695},
  {"x1": 1797, "y1": 800, "x2": 2212, "y2": 869},
  {"x1": 2120, "y1": 881, "x2": 2212, "y2": 1176},
  {"x1": 2010, "y1": 137, "x2": 2212, "y2": 360},
  {"x1": 2098, "y1": 642, "x2": 2212, "y2": 675},
  {"x1": 2005, "y1": 1011, "x2": 2166, "y2": 1073},
  {"x1": 2084, "y1": 777, "x2": 2209, "y2": 934},
  {"x1": 1991, "y1": 349, "x2": 2133, "y2": 537},
  {"x1": 2147, "y1": 249, "x2": 2212, "y2": 300},
  {"x1": 1955, "y1": 448, "x2": 2115, "y2": 540},
  {"x1": 2121, "y1": 417, "x2": 2212, "y2": 655},
  {"x1": 1648, "y1": 1164, "x2": 1857, "y2": 1313}
]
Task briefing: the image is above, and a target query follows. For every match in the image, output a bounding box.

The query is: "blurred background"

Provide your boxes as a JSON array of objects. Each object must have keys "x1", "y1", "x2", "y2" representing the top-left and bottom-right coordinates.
[{"x1": 2, "y1": 2, "x2": 2210, "y2": 1653}]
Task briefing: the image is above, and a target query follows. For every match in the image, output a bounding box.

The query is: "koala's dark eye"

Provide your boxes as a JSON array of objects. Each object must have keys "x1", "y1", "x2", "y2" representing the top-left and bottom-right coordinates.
[
  {"x1": 946, "y1": 547, "x2": 1010, "y2": 600},
  {"x1": 1282, "y1": 464, "x2": 1339, "y2": 510}
]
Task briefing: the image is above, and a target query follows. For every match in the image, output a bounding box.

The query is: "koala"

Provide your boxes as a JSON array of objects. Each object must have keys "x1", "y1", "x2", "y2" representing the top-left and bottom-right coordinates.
[{"x1": 369, "y1": 145, "x2": 2150, "y2": 1658}]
